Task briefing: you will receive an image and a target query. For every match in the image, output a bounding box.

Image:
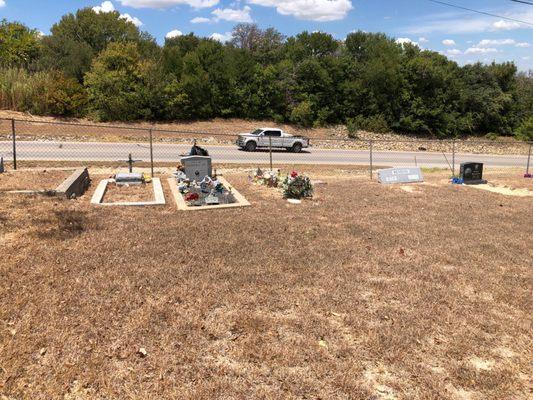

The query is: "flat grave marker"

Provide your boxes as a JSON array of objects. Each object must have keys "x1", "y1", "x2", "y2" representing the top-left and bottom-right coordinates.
[{"x1": 378, "y1": 167, "x2": 424, "y2": 184}]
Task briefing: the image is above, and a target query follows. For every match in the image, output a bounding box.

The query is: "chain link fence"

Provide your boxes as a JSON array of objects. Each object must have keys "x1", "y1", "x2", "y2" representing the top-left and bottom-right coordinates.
[{"x1": 1, "y1": 117, "x2": 531, "y2": 179}]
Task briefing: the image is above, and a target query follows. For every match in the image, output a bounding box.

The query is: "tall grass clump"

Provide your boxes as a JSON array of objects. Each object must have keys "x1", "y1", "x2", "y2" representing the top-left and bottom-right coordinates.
[{"x1": 0, "y1": 67, "x2": 87, "y2": 117}]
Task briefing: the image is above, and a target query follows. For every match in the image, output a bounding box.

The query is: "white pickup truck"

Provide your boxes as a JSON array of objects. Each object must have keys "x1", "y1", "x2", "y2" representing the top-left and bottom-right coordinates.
[{"x1": 236, "y1": 128, "x2": 310, "y2": 153}]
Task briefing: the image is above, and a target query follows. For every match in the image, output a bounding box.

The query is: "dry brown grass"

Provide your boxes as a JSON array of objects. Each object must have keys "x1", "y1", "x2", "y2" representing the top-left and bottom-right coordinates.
[
  {"x1": 0, "y1": 169, "x2": 531, "y2": 399},
  {"x1": 0, "y1": 169, "x2": 72, "y2": 191},
  {"x1": 103, "y1": 182, "x2": 155, "y2": 203}
]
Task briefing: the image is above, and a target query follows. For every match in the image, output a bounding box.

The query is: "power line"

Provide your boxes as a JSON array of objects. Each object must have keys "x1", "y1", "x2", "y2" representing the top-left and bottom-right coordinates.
[
  {"x1": 426, "y1": 0, "x2": 533, "y2": 26},
  {"x1": 510, "y1": 0, "x2": 533, "y2": 6}
]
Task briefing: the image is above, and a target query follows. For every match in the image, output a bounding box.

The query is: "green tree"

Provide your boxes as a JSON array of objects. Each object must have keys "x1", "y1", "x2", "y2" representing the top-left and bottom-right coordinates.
[
  {"x1": 0, "y1": 19, "x2": 41, "y2": 67},
  {"x1": 39, "y1": 8, "x2": 155, "y2": 80},
  {"x1": 84, "y1": 42, "x2": 155, "y2": 121}
]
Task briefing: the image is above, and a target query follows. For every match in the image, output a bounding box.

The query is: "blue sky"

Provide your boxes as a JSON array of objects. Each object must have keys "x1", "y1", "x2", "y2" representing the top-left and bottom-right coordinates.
[{"x1": 1, "y1": 0, "x2": 532, "y2": 70}]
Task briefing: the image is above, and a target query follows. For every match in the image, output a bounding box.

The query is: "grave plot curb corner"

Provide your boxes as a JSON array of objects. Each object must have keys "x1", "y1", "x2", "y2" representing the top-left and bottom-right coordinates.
[{"x1": 55, "y1": 168, "x2": 91, "y2": 199}]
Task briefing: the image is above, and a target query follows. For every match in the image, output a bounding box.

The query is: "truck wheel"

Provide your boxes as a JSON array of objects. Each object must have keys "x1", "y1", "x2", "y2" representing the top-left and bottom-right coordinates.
[
  {"x1": 245, "y1": 141, "x2": 257, "y2": 152},
  {"x1": 291, "y1": 143, "x2": 303, "y2": 153}
]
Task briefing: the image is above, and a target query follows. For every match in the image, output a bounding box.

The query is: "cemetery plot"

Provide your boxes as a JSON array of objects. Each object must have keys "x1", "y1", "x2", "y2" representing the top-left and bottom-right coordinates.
[
  {"x1": 91, "y1": 177, "x2": 165, "y2": 206},
  {"x1": 168, "y1": 176, "x2": 250, "y2": 211},
  {"x1": 0, "y1": 169, "x2": 73, "y2": 192}
]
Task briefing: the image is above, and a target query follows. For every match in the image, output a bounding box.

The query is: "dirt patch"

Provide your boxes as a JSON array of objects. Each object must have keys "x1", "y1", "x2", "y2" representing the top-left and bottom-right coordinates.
[
  {"x1": 0, "y1": 169, "x2": 72, "y2": 191},
  {"x1": 0, "y1": 168, "x2": 531, "y2": 399},
  {"x1": 466, "y1": 184, "x2": 532, "y2": 197},
  {"x1": 102, "y1": 182, "x2": 155, "y2": 203}
]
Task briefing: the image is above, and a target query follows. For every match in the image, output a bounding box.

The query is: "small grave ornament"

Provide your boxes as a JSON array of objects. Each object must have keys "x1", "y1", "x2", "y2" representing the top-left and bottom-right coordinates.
[
  {"x1": 0, "y1": 157, "x2": 4, "y2": 173},
  {"x1": 460, "y1": 162, "x2": 487, "y2": 185},
  {"x1": 205, "y1": 193, "x2": 220, "y2": 205}
]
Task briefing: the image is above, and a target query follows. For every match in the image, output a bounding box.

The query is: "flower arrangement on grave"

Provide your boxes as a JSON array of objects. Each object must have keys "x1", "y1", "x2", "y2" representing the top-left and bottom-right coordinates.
[
  {"x1": 251, "y1": 167, "x2": 282, "y2": 188},
  {"x1": 281, "y1": 171, "x2": 314, "y2": 199}
]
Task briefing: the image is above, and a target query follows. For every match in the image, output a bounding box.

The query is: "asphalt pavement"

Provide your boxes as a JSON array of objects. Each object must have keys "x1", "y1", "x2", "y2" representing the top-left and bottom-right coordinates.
[{"x1": 0, "y1": 140, "x2": 529, "y2": 168}]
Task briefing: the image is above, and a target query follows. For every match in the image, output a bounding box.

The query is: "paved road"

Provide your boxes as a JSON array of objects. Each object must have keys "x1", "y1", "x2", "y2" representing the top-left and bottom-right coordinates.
[{"x1": 0, "y1": 140, "x2": 529, "y2": 168}]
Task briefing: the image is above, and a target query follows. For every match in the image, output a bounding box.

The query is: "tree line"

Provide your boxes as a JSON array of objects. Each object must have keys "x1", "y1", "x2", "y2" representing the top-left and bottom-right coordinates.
[{"x1": 0, "y1": 8, "x2": 532, "y2": 139}]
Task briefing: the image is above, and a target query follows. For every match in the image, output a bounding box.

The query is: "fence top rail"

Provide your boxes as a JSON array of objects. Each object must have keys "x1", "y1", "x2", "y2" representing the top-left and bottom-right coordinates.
[{"x1": 1, "y1": 117, "x2": 531, "y2": 146}]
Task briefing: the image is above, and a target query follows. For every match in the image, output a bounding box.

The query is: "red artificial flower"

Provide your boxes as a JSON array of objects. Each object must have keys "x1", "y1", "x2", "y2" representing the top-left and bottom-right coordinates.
[
  {"x1": 290, "y1": 171, "x2": 298, "y2": 178},
  {"x1": 185, "y1": 193, "x2": 199, "y2": 201}
]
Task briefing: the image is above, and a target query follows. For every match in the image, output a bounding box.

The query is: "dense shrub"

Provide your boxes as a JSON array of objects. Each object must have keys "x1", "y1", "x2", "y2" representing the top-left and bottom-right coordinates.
[
  {"x1": 290, "y1": 100, "x2": 314, "y2": 128},
  {"x1": 515, "y1": 116, "x2": 533, "y2": 141},
  {"x1": 347, "y1": 115, "x2": 390, "y2": 137}
]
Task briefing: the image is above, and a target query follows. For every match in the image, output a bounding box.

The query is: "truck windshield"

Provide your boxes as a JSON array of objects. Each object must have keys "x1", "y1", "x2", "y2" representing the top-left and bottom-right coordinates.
[{"x1": 251, "y1": 129, "x2": 263, "y2": 135}]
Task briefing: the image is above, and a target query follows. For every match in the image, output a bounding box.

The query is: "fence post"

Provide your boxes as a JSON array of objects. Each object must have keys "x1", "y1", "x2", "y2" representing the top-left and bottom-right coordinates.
[
  {"x1": 369, "y1": 140, "x2": 373, "y2": 180},
  {"x1": 11, "y1": 118, "x2": 16, "y2": 170},
  {"x1": 452, "y1": 139, "x2": 456, "y2": 177},
  {"x1": 269, "y1": 135, "x2": 273, "y2": 171},
  {"x1": 149, "y1": 128, "x2": 154, "y2": 178},
  {"x1": 527, "y1": 143, "x2": 532, "y2": 176}
]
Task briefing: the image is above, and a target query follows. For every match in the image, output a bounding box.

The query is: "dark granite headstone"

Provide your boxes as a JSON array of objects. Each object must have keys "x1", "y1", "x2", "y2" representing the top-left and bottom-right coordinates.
[
  {"x1": 0, "y1": 157, "x2": 4, "y2": 173},
  {"x1": 460, "y1": 162, "x2": 487, "y2": 185}
]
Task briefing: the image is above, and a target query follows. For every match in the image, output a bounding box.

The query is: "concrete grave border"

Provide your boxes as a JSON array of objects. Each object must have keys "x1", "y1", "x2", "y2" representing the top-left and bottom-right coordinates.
[
  {"x1": 2, "y1": 168, "x2": 89, "y2": 198},
  {"x1": 55, "y1": 168, "x2": 91, "y2": 199},
  {"x1": 168, "y1": 176, "x2": 250, "y2": 211},
  {"x1": 91, "y1": 178, "x2": 165, "y2": 206}
]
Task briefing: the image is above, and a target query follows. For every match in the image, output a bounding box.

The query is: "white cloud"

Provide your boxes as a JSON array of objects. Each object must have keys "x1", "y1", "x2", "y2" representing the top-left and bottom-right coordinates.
[
  {"x1": 166, "y1": 29, "x2": 183, "y2": 39},
  {"x1": 465, "y1": 47, "x2": 498, "y2": 55},
  {"x1": 442, "y1": 39, "x2": 455, "y2": 46},
  {"x1": 516, "y1": 42, "x2": 531, "y2": 48},
  {"x1": 120, "y1": 13, "x2": 143, "y2": 26},
  {"x1": 93, "y1": 2, "x2": 143, "y2": 26},
  {"x1": 0, "y1": 0, "x2": 6, "y2": 7},
  {"x1": 210, "y1": 32, "x2": 232, "y2": 42},
  {"x1": 191, "y1": 16, "x2": 210, "y2": 23},
  {"x1": 405, "y1": 8, "x2": 533, "y2": 34},
  {"x1": 118, "y1": 0, "x2": 219, "y2": 9},
  {"x1": 396, "y1": 37, "x2": 419, "y2": 47},
  {"x1": 418, "y1": 37, "x2": 429, "y2": 44},
  {"x1": 478, "y1": 39, "x2": 515, "y2": 47},
  {"x1": 247, "y1": 0, "x2": 353, "y2": 22},
  {"x1": 93, "y1": 1, "x2": 115, "y2": 13},
  {"x1": 492, "y1": 20, "x2": 521, "y2": 31},
  {"x1": 446, "y1": 49, "x2": 462, "y2": 56},
  {"x1": 212, "y1": 6, "x2": 253, "y2": 22}
]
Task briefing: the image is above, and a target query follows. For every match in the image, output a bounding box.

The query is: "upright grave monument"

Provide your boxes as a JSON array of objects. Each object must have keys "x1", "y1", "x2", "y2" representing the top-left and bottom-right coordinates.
[
  {"x1": 181, "y1": 156, "x2": 212, "y2": 181},
  {"x1": 460, "y1": 162, "x2": 487, "y2": 185}
]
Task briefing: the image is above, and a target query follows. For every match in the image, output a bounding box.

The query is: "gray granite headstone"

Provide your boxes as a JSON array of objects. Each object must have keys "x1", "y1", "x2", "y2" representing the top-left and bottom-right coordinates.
[
  {"x1": 115, "y1": 172, "x2": 143, "y2": 186},
  {"x1": 378, "y1": 167, "x2": 424, "y2": 184},
  {"x1": 181, "y1": 156, "x2": 212, "y2": 180}
]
